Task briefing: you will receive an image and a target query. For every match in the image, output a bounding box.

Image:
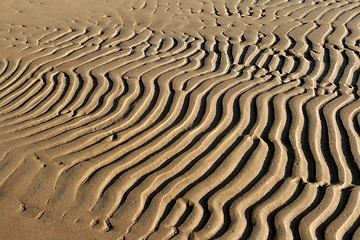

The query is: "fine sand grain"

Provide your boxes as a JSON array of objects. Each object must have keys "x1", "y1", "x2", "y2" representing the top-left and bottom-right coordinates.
[{"x1": 0, "y1": 0, "x2": 359, "y2": 239}]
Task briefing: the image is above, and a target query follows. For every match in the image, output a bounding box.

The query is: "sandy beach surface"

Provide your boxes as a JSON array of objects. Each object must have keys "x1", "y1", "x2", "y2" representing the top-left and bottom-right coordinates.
[{"x1": 0, "y1": 0, "x2": 359, "y2": 239}]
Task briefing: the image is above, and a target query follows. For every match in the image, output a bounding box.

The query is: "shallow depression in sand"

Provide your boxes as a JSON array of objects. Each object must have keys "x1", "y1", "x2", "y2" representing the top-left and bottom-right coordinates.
[{"x1": 0, "y1": 0, "x2": 359, "y2": 239}]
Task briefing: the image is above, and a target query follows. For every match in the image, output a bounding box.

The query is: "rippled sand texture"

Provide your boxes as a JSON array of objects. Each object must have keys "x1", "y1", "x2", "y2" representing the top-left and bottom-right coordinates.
[{"x1": 0, "y1": 0, "x2": 359, "y2": 239}]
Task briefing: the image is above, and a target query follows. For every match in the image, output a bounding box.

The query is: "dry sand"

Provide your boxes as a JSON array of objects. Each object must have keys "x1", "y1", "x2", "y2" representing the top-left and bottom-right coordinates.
[{"x1": 0, "y1": 0, "x2": 359, "y2": 239}]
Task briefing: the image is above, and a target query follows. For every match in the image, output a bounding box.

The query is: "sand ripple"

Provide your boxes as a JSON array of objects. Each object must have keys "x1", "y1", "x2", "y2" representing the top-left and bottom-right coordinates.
[{"x1": 0, "y1": 0, "x2": 359, "y2": 239}]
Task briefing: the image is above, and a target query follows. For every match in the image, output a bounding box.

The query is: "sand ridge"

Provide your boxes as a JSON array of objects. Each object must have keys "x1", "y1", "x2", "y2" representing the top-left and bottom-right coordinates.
[{"x1": 0, "y1": 0, "x2": 359, "y2": 239}]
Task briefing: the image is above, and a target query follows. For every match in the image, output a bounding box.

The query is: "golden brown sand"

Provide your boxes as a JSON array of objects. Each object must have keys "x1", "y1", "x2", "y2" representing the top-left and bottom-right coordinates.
[{"x1": 0, "y1": 0, "x2": 359, "y2": 239}]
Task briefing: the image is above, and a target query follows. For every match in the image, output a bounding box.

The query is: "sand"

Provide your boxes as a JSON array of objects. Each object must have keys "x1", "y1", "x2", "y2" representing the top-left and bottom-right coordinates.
[{"x1": 0, "y1": 0, "x2": 359, "y2": 239}]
